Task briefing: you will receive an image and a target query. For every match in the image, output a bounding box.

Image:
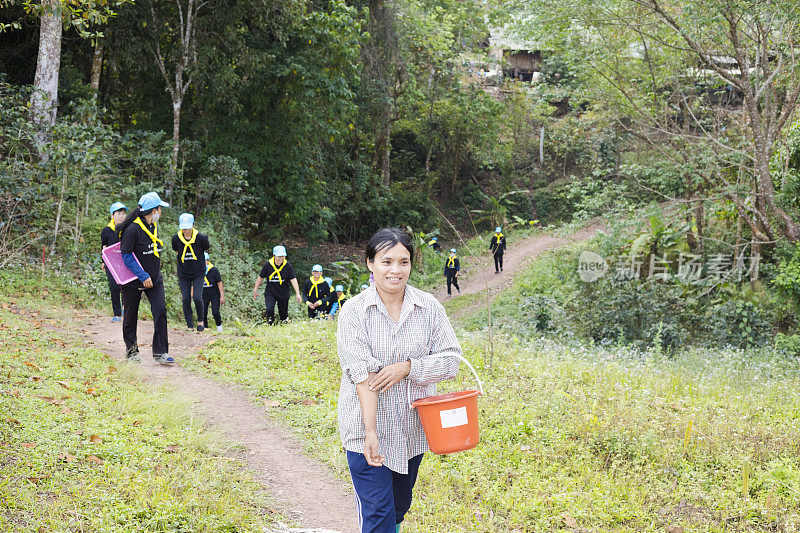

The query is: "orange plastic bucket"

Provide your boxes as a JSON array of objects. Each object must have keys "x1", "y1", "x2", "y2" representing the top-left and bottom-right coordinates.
[{"x1": 412, "y1": 389, "x2": 482, "y2": 454}]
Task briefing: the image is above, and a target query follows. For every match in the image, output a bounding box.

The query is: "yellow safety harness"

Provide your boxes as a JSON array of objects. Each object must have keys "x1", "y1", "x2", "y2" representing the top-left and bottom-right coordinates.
[
  {"x1": 337, "y1": 293, "x2": 346, "y2": 304},
  {"x1": 204, "y1": 262, "x2": 214, "y2": 287},
  {"x1": 428, "y1": 239, "x2": 437, "y2": 246},
  {"x1": 307, "y1": 276, "x2": 326, "y2": 300},
  {"x1": 267, "y1": 257, "x2": 286, "y2": 284},
  {"x1": 134, "y1": 218, "x2": 163, "y2": 258},
  {"x1": 177, "y1": 228, "x2": 199, "y2": 263},
  {"x1": 447, "y1": 255, "x2": 457, "y2": 268}
]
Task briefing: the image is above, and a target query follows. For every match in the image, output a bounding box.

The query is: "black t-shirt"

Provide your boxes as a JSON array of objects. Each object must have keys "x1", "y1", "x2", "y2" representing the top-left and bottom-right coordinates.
[
  {"x1": 302, "y1": 278, "x2": 330, "y2": 304},
  {"x1": 101, "y1": 224, "x2": 122, "y2": 248},
  {"x1": 171, "y1": 231, "x2": 210, "y2": 278},
  {"x1": 259, "y1": 259, "x2": 296, "y2": 300},
  {"x1": 120, "y1": 218, "x2": 163, "y2": 286},
  {"x1": 203, "y1": 266, "x2": 222, "y2": 300}
]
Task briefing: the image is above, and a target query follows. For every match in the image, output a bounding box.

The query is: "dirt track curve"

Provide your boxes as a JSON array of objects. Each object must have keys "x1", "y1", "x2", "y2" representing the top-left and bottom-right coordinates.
[
  {"x1": 435, "y1": 223, "x2": 604, "y2": 317},
  {"x1": 83, "y1": 317, "x2": 357, "y2": 533}
]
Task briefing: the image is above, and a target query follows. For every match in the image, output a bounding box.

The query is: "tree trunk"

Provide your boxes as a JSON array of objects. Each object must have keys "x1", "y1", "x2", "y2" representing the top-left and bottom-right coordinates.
[
  {"x1": 90, "y1": 40, "x2": 103, "y2": 95},
  {"x1": 169, "y1": 98, "x2": 182, "y2": 198},
  {"x1": 30, "y1": 0, "x2": 63, "y2": 152}
]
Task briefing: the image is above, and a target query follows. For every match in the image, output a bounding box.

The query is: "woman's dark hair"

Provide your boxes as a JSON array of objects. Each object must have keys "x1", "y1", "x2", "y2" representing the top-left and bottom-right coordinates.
[
  {"x1": 116, "y1": 206, "x2": 155, "y2": 236},
  {"x1": 366, "y1": 228, "x2": 413, "y2": 263}
]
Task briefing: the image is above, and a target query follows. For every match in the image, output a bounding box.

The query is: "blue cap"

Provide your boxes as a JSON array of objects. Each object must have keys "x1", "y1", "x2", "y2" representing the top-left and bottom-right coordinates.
[
  {"x1": 109, "y1": 202, "x2": 128, "y2": 216},
  {"x1": 360, "y1": 283, "x2": 369, "y2": 290},
  {"x1": 431, "y1": 236, "x2": 438, "y2": 241},
  {"x1": 450, "y1": 248, "x2": 457, "y2": 253},
  {"x1": 179, "y1": 213, "x2": 194, "y2": 229},
  {"x1": 312, "y1": 264, "x2": 323, "y2": 273},
  {"x1": 138, "y1": 192, "x2": 169, "y2": 212},
  {"x1": 273, "y1": 245, "x2": 287, "y2": 257},
  {"x1": 204, "y1": 252, "x2": 210, "y2": 261},
  {"x1": 495, "y1": 226, "x2": 502, "y2": 233},
  {"x1": 324, "y1": 277, "x2": 333, "y2": 286},
  {"x1": 335, "y1": 285, "x2": 344, "y2": 292}
]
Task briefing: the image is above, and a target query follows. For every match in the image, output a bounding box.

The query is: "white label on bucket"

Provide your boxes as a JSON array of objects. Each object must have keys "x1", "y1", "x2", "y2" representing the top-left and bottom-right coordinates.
[{"x1": 440, "y1": 406, "x2": 468, "y2": 429}]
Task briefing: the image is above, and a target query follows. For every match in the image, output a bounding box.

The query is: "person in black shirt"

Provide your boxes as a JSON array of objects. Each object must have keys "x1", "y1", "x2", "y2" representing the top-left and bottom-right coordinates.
[
  {"x1": 202, "y1": 252, "x2": 225, "y2": 333},
  {"x1": 118, "y1": 192, "x2": 173, "y2": 365},
  {"x1": 444, "y1": 248, "x2": 461, "y2": 297},
  {"x1": 252, "y1": 245, "x2": 302, "y2": 324},
  {"x1": 101, "y1": 201, "x2": 128, "y2": 321},
  {"x1": 489, "y1": 226, "x2": 507, "y2": 274},
  {"x1": 171, "y1": 213, "x2": 211, "y2": 332},
  {"x1": 302, "y1": 264, "x2": 331, "y2": 319}
]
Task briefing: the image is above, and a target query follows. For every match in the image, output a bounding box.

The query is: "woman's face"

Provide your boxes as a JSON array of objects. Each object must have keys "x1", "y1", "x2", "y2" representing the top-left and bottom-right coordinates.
[
  {"x1": 112, "y1": 210, "x2": 127, "y2": 225},
  {"x1": 367, "y1": 242, "x2": 411, "y2": 295}
]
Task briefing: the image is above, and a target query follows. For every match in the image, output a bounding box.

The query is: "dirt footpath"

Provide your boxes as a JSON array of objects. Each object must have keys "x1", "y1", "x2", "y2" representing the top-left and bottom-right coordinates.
[
  {"x1": 82, "y1": 316, "x2": 357, "y2": 533},
  {"x1": 437, "y1": 223, "x2": 603, "y2": 317}
]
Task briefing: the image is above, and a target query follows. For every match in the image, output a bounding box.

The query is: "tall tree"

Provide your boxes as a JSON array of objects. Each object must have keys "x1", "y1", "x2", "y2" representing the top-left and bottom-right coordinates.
[
  {"x1": 505, "y1": 0, "x2": 800, "y2": 243},
  {"x1": 145, "y1": 0, "x2": 211, "y2": 196},
  {"x1": 29, "y1": 0, "x2": 61, "y2": 150}
]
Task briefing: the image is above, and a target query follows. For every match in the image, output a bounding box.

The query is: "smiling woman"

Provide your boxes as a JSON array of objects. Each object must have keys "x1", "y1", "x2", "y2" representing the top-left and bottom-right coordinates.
[{"x1": 336, "y1": 227, "x2": 461, "y2": 533}]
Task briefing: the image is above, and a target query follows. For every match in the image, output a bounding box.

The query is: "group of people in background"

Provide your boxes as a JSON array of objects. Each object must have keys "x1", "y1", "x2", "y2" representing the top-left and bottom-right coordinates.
[
  {"x1": 100, "y1": 192, "x2": 225, "y2": 366},
  {"x1": 251, "y1": 245, "x2": 350, "y2": 324}
]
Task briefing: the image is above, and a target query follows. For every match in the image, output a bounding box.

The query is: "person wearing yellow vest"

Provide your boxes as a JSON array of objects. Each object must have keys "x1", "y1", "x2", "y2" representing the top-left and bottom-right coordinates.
[
  {"x1": 302, "y1": 264, "x2": 331, "y2": 319},
  {"x1": 252, "y1": 245, "x2": 302, "y2": 324},
  {"x1": 171, "y1": 213, "x2": 211, "y2": 332},
  {"x1": 202, "y1": 252, "x2": 225, "y2": 333},
  {"x1": 444, "y1": 248, "x2": 461, "y2": 297},
  {"x1": 117, "y1": 192, "x2": 173, "y2": 365},
  {"x1": 101, "y1": 201, "x2": 128, "y2": 322},
  {"x1": 489, "y1": 226, "x2": 507, "y2": 274}
]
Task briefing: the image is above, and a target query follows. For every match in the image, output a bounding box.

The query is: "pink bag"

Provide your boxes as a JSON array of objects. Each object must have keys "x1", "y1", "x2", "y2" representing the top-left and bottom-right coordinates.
[{"x1": 101, "y1": 242, "x2": 142, "y2": 285}]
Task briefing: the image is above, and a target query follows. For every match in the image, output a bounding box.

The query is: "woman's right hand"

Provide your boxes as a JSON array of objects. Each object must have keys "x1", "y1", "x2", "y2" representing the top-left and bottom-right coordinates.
[
  {"x1": 363, "y1": 432, "x2": 385, "y2": 467},
  {"x1": 143, "y1": 277, "x2": 153, "y2": 289}
]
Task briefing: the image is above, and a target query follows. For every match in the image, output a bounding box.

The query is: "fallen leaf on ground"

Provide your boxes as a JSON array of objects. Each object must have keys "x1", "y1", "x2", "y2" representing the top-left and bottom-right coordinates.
[
  {"x1": 86, "y1": 455, "x2": 103, "y2": 465},
  {"x1": 164, "y1": 445, "x2": 180, "y2": 453},
  {"x1": 562, "y1": 514, "x2": 578, "y2": 528},
  {"x1": 27, "y1": 475, "x2": 48, "y2": 483},
  {"x1": 30, "y1": 376, "x2": 42, "y2": 382},
  {"x1": 89, "y1": 434, "x2": 103, "y2": 444},
  {"x1": 132, "y1": 420, "x2": 143, "y2": 426},
  {"x1": 56, "y1": 381, "x2": 70, "y2": 389},
  {"x1": 60, "y1": 406, "x2": 72, "y2": 414},
  {"x1": 264, "y1": 400, "x2": 282, "y2": 407},
  {"x1": 86, "y1": 387, "x2": 99, "y2": 396},
  {"x1": 21, "y1": 442, "x2": 37, "y2": 448},
  {"x1": 666, "y1": 527, "x2": 684, "y2": 533},
  {"x1": 58, "y1": 453, "x2": 77, "y2": 462},
  {"x1": 23, "y1": 361, "x2": 42, "y2": 372}
]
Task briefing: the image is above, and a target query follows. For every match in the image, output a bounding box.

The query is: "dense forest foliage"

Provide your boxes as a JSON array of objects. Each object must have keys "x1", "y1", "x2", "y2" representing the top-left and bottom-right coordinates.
[{"x1": 1, "y1": 0, "x2": 800, "y2": 350}]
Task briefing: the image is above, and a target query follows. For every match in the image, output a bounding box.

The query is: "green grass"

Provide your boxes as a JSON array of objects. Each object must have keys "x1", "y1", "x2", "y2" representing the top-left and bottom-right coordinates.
[
  {"x1": 0, "y1": 298, "x2": 279, "y2": 531},
  {"x1": 184, "y1": 321, "x2": 800, "y2": 532}
]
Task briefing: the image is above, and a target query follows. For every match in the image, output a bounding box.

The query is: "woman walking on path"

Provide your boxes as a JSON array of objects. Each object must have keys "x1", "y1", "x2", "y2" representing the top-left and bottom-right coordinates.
[
  {"x1": 303, "y1": 264, "x2": 331, "y2": 319},
  {"x1": 202, "y1": 252, "x2": 225, "y2": 332},
  {"x1": 171, "y1": 213, "x2": 210, "y2": 332},
  {"x1": 118, "y1": 192, "x2": 173, "y2": 365},
  {"x1": 101, "y1": 201, "x2": 127, "y2": 322},
  {"x1": 252, "y1": 245, "x2": 302, "y2": 324},
  {"x1": 444, "y1": 248, "x2": 460, "y2": 298},
  {"x1": 337, "y1": 228, "x2": 461, "y2": 532},
  {"x1": 489, "y1": 226, "x2": 506, "y2": 274}
]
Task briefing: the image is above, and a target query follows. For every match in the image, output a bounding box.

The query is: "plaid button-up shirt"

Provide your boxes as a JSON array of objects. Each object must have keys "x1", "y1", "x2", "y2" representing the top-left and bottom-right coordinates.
[{"x1": 337, "y1": 284, "x2": 461, "y2": 474}]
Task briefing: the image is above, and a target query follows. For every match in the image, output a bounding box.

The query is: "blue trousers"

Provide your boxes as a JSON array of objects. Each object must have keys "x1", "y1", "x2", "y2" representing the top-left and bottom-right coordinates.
[{"x1": 346, "y1": 451, "x2": 423, "y2": 533}]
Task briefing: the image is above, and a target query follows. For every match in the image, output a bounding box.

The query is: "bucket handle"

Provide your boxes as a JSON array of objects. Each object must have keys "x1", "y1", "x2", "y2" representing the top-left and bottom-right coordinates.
[{"x1": 408, "y1": 352, "x2": 485, "y2": 409}]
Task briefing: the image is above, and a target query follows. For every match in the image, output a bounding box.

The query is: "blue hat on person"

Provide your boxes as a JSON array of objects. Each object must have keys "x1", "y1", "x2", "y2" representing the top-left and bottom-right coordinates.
[
  {"x1": 109, "y1": 202, "x2": 128, "y2": 216},
  {"x1": 312, "y1": 264, "x2": 323, "y2": 273},
  {"x1": 450, "y1": 248, "x2": 457, "y2": 253},
  {"x1": 273, "y1": 245, "x2": 287, "y2": 257},
  {"x1": 204, "y1": 252, "x2": 210, "y2": 261},
  {"x1": 179, "y1": 213, "x2": 194, "y2": 229},
  {"x1": 360, "y1": 283, "x2": 369, "y2": 291},
  {"x1": 138, "y1": 192, "x2": 169, "y2": 211},
  {"x1": 335, "y1": 285, "x2": 344, "y2": 292},
  {"x1": 495, "y1": 226, "x2": 502, "y2": 233},
  {"x1": 431, "y1": 236, "x2": 438, "y2": 241}
]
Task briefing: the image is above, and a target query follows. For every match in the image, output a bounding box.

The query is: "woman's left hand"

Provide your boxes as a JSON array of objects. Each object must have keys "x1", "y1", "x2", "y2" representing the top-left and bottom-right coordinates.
[{"x1": 369, "y1": 361, "x2": 411, "y2": 393}]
